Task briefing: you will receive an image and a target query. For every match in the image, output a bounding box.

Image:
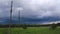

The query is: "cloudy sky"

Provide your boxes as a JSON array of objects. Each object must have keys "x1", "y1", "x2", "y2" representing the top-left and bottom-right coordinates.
[{"x1": 0, "y1": 0, "x2": 60, "y2": 24}]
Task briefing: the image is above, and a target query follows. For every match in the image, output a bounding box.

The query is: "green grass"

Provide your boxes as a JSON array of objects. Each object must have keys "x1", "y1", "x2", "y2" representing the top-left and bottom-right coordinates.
[
  {"x1": 0, "y1": 28, "x2": 9, "y2": 34},
  {"x1": 0, "y1": 27, "x2": 60, "y2": 34}
]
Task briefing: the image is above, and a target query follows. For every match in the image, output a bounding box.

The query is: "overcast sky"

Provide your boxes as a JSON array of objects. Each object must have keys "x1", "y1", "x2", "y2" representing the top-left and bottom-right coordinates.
[
  {"x1": 20, "y1": 0, "x2": 60, "y2": 18},
  {"x1": 0, "y1": 0, "x2": 60, "y2": 18},
  {"x1": 0, "y1": 0, "x2": 60, "y2": 24}
]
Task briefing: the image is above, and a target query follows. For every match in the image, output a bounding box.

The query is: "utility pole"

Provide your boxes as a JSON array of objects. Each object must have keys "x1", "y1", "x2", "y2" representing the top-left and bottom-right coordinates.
[
  {"x1": 18, "y1": 7, "x2": 23, "y2": 26},
  {"x1": 18, "y1": 10, "x2": 20, "y2": 25},
  {"x1": 8, "y1": 0, "x2": 13, "y2": 34},
  {"x1": 18, "y1": 10, "x2": 20, "y2": 26},
  {"x1": 18, "y1": 10, "x2": 20, "y2": 34}
]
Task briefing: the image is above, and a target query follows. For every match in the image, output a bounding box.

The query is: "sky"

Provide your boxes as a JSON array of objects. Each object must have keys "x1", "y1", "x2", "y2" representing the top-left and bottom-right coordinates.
[{"x1": 0, "y1": 0, "x2": 60, "y2": 24}]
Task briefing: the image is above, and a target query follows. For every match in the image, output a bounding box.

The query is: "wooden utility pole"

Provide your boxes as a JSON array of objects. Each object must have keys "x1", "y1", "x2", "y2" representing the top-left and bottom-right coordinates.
[
  {"x1": 18, "y1": 10, "x2": 20, "y2": 25},
  {"x1": 18, "y1": 10, "x2": 20, "y2": 34},
  {"x1": 8, "y1": 0, "x2": 13, "y2": 34}
]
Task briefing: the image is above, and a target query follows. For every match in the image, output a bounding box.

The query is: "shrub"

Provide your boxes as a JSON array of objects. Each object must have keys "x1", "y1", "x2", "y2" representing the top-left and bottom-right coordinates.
[
  {"x1": 22, "y1": 24, "x2": 27, "y2": 29},
  {"x1": 50, "y1": 23, "x2": 57, "y2": 30}
]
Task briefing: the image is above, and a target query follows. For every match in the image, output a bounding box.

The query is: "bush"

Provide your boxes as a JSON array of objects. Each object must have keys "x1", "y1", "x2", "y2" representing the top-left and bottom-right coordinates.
[
  {"x1": 50, "y1": 23, "x2": 57, "y2": 30},
  {"x1": 22, "y1": 24, "x2": 27, "y2": 29}
]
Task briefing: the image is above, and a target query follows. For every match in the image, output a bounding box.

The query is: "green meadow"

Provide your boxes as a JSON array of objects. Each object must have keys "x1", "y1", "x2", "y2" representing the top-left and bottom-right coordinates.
[{"x1": 0, "y1": 27, "x2": 60, "y2": 34}]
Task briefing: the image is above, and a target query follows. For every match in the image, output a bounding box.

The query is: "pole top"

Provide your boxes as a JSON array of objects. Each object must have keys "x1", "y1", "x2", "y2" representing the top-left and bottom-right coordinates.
[{"x1": 11, "y1": 0, "x2": 13, "y2": 3}]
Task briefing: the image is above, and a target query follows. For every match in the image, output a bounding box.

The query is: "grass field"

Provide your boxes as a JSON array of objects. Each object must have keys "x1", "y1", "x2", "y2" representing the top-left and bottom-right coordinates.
[{"x1": 0, "y1": 27, "x2": 60, "y2": 34}]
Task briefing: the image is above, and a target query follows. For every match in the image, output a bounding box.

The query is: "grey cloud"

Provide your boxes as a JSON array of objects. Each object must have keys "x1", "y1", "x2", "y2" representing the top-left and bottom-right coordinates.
[
  {"x1": 19, "y1": 0, "x2": 60, "y2": 18},
  {"x1": 0, "y1": 0, "x2": 60, "y2": 18}
]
